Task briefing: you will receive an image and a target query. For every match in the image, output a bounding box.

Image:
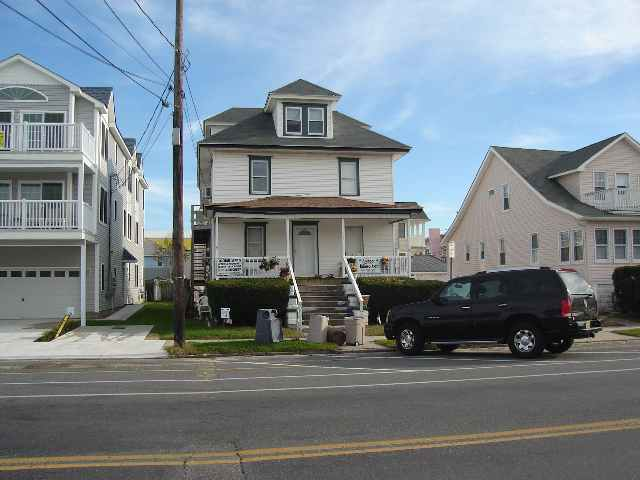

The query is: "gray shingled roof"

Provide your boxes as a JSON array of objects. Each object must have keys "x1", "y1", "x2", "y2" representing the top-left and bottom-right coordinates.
[
  {"x1": 199, "y1": 111, "x2": 410, "y2": 152},
  {"x1": 81, "y1": 87, "x2": 112, "y2": 106},
  {"x1": 411, "y1": 255, "x2": 447, "y2": 273},
  {"x1": 204, "y1": 107, "x2": 263, "y2": 124},
  {"x1": 123, "y1": 137, "x2": 136, "y2": 155},
  {"x1": 270, "y1": 79, "x2": 340, "y2": 97},
  {"x1": 493, "y1": 145, "x2": 618, "y2": 218},
  {"x1": 545, "y1": 133, "x2": 625, "y2": 177}
]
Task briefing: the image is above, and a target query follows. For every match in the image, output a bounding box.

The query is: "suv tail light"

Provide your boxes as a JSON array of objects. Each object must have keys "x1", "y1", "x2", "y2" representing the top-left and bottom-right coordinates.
[{"x1": 560, "y1": 297, "x2": 572, "y2": 318}]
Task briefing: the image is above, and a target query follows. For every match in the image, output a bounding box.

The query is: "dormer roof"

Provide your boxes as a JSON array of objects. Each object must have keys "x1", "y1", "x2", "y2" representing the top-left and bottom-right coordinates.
[{"x1": 270, "y1": 79, "x2": 340, "y2": 98}]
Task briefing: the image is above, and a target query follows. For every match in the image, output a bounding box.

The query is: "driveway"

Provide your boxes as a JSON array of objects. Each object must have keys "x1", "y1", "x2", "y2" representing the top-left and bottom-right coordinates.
[{"x1": 0, "y1": 320, "x2": 167, "y2": 360}]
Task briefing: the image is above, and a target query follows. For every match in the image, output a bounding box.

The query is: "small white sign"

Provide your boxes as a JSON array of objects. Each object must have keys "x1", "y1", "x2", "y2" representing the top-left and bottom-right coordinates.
[
  {"x1": 220, "y1": 307, "x2": 230, "y2": 319},
  {"x1": 448, "y1": 241, "x2": 455, "y2": 259}
]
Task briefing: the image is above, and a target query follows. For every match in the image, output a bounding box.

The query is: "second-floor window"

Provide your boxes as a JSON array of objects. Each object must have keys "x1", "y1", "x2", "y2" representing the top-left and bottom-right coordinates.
[
  {"x1": 101, "y1": 123, "x2": 109, "y2": 160},
  {"x1": 593, "y1": 172, "x2": 607, "y2": 191},
  {"x1": 559, "y1": 231, "x2": 570, "y2": 263},
  {"x1": 127, "y1": 214, "x2": 132, "y2": 240},
  {"x1": 616, "y1": 173, "x2": 630, "y2": 190},
  {"x1": 99, "y1": 188, "x2": 108, "y2": 224},
  {"x1": 530, "y1": 233, "x2": 539, "y2": 264},
  {"x1": 249, "y1": 156, "x2": 270, "y2": 195},
  {"x1": 501, "y1": 184, "x2": 510, "y2": 210},
  {"x1": 135, "y1": 222, "x2": 139, "y2": 244},
  {"x1": 127, "y1": 168, "x2": 133, "y2": 193},
  {"x1": 339, "y1": 158, "x2": 359, "y2": 196},
  {"x1": 123, "y1": 209, "x2": 126, "y2": 236},
  {"x1": 285, "y1": 106, "x2": 302, "y2": 135},
  {"x1": 308, "y1": 107, "x2": 325, "y2": 135}
]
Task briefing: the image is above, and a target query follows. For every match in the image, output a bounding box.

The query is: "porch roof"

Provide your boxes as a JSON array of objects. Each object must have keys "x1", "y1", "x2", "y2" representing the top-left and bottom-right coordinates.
[{"x1": 205, "y1": 196, "x2": 425, "y2": 216}]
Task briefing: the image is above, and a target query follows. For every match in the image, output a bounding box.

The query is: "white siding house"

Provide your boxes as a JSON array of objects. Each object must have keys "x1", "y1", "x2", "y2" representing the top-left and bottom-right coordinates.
[
  {"x1": 0, "y1": 54, "x2": 147, "y2": 323},
  {"x1": 443, "y1": 133, "x2": 640, "y2": 310}
]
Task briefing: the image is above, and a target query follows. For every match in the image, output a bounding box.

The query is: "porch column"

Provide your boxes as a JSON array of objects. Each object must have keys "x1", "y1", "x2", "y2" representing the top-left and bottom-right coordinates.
[
  {"x1": 94, "y1": 243, "x2": 100, "y2": 313},
  {"x1": 80, "y1": 241, "x2": 86, "y2": 326},
  {"x1": 78, "y1": 164, "x2": 84, "y2": 231},
  {"x1": 285, "y1": 217, "x2": 291, "y2": 261},
  {"x1": 340, "y1": 217, "x2": 346, "y2": 277},
  {"x1": 214, "y1": 214, "x2": 219, "y2": 280}
]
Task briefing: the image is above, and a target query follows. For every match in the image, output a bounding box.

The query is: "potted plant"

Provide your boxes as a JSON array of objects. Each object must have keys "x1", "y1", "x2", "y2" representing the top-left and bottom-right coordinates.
[
  {"x1": 279, "y1": 266, "x2": 291, "y2": 279},
  {"x1": 259, "y1": 256, "x2": 280, "y2": 271}
]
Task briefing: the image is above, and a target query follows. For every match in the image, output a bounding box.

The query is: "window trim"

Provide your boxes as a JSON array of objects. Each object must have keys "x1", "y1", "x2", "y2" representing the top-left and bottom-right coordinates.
[
  {"x1": 248, "y1": 156, "x2": 271, "y2": 195},
  {"x1": 559, "y1": 230, "x2": 571, "y2": 264},
  {"x1": 307, "y1": 107, "x2": 325, "y2": 136},
  {"x1": 614, "y1": 228, "x2": 629, "y2": 263},
  {"x1": 244, "y1": 223, "x2": 267, "y2": 257},
  {"x1": 530, "y1": 233, "x2": 539, "y2": 265},
  {"x1": 0, "y1": 86, "x2": 48, "y2": 102},
  {"x1": 284, "y1": 106, "x2": 303, "y2": 135},
  {"x1": 501, "y1": 184, "x2": 510, "y2": 211},
  {"x1": 338, "y1": 158, "x2": 360, "y2": 196},
  {"x1": 594, "y1": 228, "x2": 610, "y2": 263}
]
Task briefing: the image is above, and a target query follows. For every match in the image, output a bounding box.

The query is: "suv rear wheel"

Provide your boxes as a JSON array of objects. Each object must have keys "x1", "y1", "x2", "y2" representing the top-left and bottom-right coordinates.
[
  {"x1": 396, "y1": 322, "x2": 425, "y2": 356},
  {"x1": 507, "y1": 322, "x2": 545, "y2": 358},
  {"x1": 545, "y1": 337, "x2": 574, "y2": 354}
]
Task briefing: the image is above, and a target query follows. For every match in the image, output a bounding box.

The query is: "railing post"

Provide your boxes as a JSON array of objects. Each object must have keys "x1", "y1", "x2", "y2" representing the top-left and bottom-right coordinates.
[{"x1": 20, "y1": 200, "x2": 25, "y2": 229}]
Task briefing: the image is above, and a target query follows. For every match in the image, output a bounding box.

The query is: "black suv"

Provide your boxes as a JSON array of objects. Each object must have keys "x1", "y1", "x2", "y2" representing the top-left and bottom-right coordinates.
[{"x1": 384, "y1": 268, "x2": 601, "y2": 358}]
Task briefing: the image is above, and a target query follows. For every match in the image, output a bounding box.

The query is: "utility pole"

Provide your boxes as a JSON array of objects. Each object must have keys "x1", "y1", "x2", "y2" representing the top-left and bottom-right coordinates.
[{"x1": 172, "y1": 0, "x2": 185, "y2": 347}]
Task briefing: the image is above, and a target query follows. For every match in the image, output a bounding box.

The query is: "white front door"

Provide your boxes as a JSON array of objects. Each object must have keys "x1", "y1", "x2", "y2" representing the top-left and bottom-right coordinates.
[{"x1": 293, "y1": 224, "x2": 318, "y2": 277}]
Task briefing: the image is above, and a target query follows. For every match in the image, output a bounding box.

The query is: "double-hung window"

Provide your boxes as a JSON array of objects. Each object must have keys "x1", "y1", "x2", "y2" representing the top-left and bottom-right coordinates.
[
  {"x1": 249, "y1": 156, "x2": 270, "y2": 195},
  {"x1": 573, "y1": 230, "x2": 584, "y2": 262},
  {"x1": 480, "y1": 241, "x2": 486, "y2": 261},
  {"x1": 99, "y1": 188, "x2": 108, "y2": 224},
  {"x1": 530, "y1": 233, "x2": 539, "y2": 265},
  {"x1": 285, "y1": 106, "x2": 302, "y2": 135},
  {"x1": 594, "y1": 172, "x2": 607, "y2": 191},
  {"x1": 501, "y1": 184, "x2": 510, "y2": 210},
  {"x1": 616, "y1": 173, "x2": 630, "y2": 190},
  {"x1": 465, "y1": 243, "x2": 470, "y2": 263},
  {"x1": 595, "y1": 229, "x2": 609, "y2": 261},
  {"x1": 499, "y1": 238, "x2": 506, "y2": 265},
  {"x1": 307, "y1": 107, "x2": 324, "y2": 135},
  {"x1": 339, "y1": 158, "x2": 359, "y2": 196},
  {"x1": 633, "y1": 230, "x2": 640, "y2": 261},
  {"x1": 559, "y1": 231, "x2": 570, "y2": 263},
  {"x1": 614, "y1": 229, "x2": 628, "y2": 261},
  {"x1": 245, "y1": 224, "x2": 266, "y2": 257}
]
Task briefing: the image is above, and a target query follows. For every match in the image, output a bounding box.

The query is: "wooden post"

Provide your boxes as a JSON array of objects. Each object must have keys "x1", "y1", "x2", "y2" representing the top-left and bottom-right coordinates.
[
  {"x1": 172, "y1": 0, "x2": 185, "y2": 347},
  {"x1": 341, "y1": 217, "x2": 346, "y2": 277},
  {"x1": 285, "y1": 217, "x2": 291, "y2": 260}
]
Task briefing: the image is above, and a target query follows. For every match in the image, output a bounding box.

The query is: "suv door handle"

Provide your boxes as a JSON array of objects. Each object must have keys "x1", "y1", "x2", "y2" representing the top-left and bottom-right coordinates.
[
  {"x1": 460, "y1": 306, "x2": 471, "y2": 310},
  {"x1": 498, "y1": 303, "x2": 509, "y2": 308}
]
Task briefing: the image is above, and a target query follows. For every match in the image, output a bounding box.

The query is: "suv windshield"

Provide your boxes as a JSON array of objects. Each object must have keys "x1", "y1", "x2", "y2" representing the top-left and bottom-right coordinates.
[{"x1": 558, "y1": 271, "x2": 593, "y2": 295}]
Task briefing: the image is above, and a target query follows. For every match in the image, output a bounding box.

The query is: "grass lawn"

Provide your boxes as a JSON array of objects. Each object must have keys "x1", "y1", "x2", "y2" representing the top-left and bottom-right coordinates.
[
  {"x1": 88, "y1": 302, "x2": 301, "y2": 340},
  {"x1": 168, "y1": 340, "x2": 338, "y2": 356},
  {"x1": 615, "y1": 328, "x2": 640, "y2": 338},
  {"x1": 374, "y1": 339, "x2": 396, "y2": 349}
]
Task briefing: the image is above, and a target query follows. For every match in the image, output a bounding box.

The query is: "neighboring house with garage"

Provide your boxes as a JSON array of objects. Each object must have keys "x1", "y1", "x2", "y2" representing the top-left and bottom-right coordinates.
[
  {"x1": 0, "y1": 54, "x2": 147, "y2": 324},
  {"x1": 443, "y1": 132, "x2": 640, "y2": 310},
  {"x1": 191, "y1": 79, "x2": 426, "y2": 320}
]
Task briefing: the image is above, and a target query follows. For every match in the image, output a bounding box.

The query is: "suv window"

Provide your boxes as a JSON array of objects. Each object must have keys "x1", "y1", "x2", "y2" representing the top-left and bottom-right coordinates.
[
  {"x1": 440, "y1": 280, "x2": 471, "y2": 302},
  {"x1": 475, "y1": 277, "x2": 507, "y2": 301},
  {"x1": 507, "y1": 270, "x2": 561, "y2": 297},
  {"x1": 558, "y1": 270, "x2": 593, "y2": 295}
]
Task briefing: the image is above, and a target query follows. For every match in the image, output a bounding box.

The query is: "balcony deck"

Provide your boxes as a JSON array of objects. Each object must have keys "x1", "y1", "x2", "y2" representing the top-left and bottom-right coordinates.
[{"x1": 582, "y1": 188, "x2": 640, "y2": 213}]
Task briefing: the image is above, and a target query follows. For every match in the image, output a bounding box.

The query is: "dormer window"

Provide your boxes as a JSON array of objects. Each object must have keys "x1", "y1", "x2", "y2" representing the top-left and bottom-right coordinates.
[
  {"x1": 285, "y1": 106, "x2": 302, "y2": 135},
  {"x1": 308, "y1": 107, "x2": 324, "y2": 135}
]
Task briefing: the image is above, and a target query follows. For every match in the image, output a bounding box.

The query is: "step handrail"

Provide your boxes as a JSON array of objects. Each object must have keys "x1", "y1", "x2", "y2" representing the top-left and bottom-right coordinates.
[
  {"x1": 287, "y1": 257, "x2": 303, "y2": 330},
  {"x1": 343, "y1": 256, "x2": 364, "y2": 311}
]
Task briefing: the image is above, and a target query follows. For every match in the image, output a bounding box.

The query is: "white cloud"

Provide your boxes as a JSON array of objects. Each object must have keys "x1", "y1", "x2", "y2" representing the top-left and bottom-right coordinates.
[{"x1": 507, "y1": 128, "x2": 561, "y2": 149}]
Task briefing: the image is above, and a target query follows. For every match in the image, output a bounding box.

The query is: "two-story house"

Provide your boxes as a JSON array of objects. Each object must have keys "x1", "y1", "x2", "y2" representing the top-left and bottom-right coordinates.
[
  {"x1": 192, "y1": 79, "x2": 426, "y2": 318},
  {"x1": 443, "y1": 132, "x2": 640, "y2": 309},
  {"x1": 0, "y1": 54, "x2": 147, "y2": 324}
]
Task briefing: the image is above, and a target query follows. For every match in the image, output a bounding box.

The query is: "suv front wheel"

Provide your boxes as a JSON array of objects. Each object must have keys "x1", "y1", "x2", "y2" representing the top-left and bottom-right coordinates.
[
  {"x1": 396, "y1": 322, "x2": 425, "y2": 356},
  {"x1": 507, "y1": 322, "x2": 545, "y2": 358},
  {"x1": 545, "y1": 337, "x2": 574, "y2": 354}
]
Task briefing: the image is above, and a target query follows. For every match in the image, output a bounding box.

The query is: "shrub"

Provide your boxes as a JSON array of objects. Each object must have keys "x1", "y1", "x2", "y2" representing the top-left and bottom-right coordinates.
[
  {"x1": 207, "y1": 278, "x2": 290, "y2": 326},
  {"x1": 357, "y1": 277, "x2": 445, "y2": 324},
  {"x1": 612, "y1": 265, "x2": 640, "y2": 313}
]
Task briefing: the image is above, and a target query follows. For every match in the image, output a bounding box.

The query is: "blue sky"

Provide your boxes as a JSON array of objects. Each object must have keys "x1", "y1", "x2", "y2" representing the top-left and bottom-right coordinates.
[{"x1": 2, "y1": 0, "x2": 640, "y2": 236}]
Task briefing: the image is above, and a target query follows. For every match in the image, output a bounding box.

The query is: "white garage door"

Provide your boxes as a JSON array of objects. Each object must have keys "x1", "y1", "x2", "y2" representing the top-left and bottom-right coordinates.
[{"x1": 0, "y1": 269, "x2": 80, "y2": 319}]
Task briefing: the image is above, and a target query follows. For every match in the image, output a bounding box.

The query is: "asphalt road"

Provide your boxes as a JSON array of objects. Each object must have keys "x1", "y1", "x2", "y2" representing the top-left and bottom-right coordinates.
[{"x1": 2, "y1": 340, "x2": 640, "y2": 479}]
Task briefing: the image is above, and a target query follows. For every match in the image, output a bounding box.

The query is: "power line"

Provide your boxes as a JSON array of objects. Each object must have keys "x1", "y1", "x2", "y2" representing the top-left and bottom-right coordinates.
[
  {"x1": 132, "y1": 0, "x2": 175, "y2": 49},
  {"x1": 0, "y1": 0, "x2": 163, "y2": 87},
  {"x1": 184, "y1": 69, "x2": 204, "y2": 137},
  {"x1": 138, "y1": 71, "x2": 174, "y2": 149},
  {"x1": 102, "y1": 0, "x2": 170, "y2": 79},
  {"x1": 144, "y1": 110, "x2": 172, "y2": 154},
  {"x1": 183, "y1": 95, "x2": 198, "y2": 156},
  {"x1": 63, "y1": 0, "x2": 164, "y2": 83},
  {"x1": 33, "y1": 0, "x2": 166, "y2": 100}
]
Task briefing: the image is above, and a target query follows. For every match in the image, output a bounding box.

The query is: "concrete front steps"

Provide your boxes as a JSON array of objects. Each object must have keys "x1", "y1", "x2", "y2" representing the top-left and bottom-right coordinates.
[{"x1": 297, "y1": 278, "x2": 353, "y2": 325}]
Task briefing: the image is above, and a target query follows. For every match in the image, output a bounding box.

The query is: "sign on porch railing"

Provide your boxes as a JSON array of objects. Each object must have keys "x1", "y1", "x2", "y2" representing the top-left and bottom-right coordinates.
[
  {"x1": 349, "y1": 256, "x2": 411, "y2": 276},
  {"x1": 216, "y1": 257, "x2": 243, "y2": 277}
]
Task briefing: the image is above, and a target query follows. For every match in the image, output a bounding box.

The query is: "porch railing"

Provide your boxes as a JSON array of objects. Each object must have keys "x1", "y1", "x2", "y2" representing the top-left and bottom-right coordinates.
[
  {"x1": 0, "y1": 200, "x2": 79, "y2": 229},
  {"x1": 215, "y1": 256, "x2": 288, "y2": 278},
  {"x1": 342, "y1": 256, "x2": 364, "y2": 311},
  {"x1": 0, "y1": 123, "x2": 94, "y2": 159},
  {"x1": 582, "y1": 188, "x2": 640, "y2": 212},
  {"x1": 347, "y1": 255, "x2": 411, "y2": 277}
]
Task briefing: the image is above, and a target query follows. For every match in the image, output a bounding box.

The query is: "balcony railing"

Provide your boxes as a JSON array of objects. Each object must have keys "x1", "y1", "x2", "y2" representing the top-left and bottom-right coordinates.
[
  {"x1": 215, "y1": 256, "x2": 289, "y2": 278},
  {"x1": 347, "y1": 255, "x2": 411, "y2": 277},
  {"x1": 0, "y1": 200, "x2": 79, "y2": 230},
  {"x1": 0, "y1": 123, "x2": 94, "y2": 159},
  {"x1": 582, "y1": 188, "x2": 640, "y2": 212}
]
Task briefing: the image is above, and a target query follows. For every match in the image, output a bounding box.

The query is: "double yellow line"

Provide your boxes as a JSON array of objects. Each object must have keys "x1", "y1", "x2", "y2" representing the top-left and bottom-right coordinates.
[{"x1": 2, "y1": 418, "x2": 639, "y2": 471}]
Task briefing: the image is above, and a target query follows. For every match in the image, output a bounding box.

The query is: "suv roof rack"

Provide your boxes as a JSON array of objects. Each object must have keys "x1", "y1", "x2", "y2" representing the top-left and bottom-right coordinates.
[{"x1": 478, "y1": 266, "x2": 551, "y2": 274}]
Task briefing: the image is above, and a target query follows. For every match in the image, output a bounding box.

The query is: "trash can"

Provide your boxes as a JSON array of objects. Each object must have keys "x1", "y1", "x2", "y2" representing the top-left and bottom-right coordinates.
[
  {"x1": 308, "y1": 314, "x2": 329, "y2": 343},
  {"x1": 255, "y1": 309, "x2": 282, "y2": 344},
  {"x1": 345, "y1": 314, "x2": 367, "y2": 346}
]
